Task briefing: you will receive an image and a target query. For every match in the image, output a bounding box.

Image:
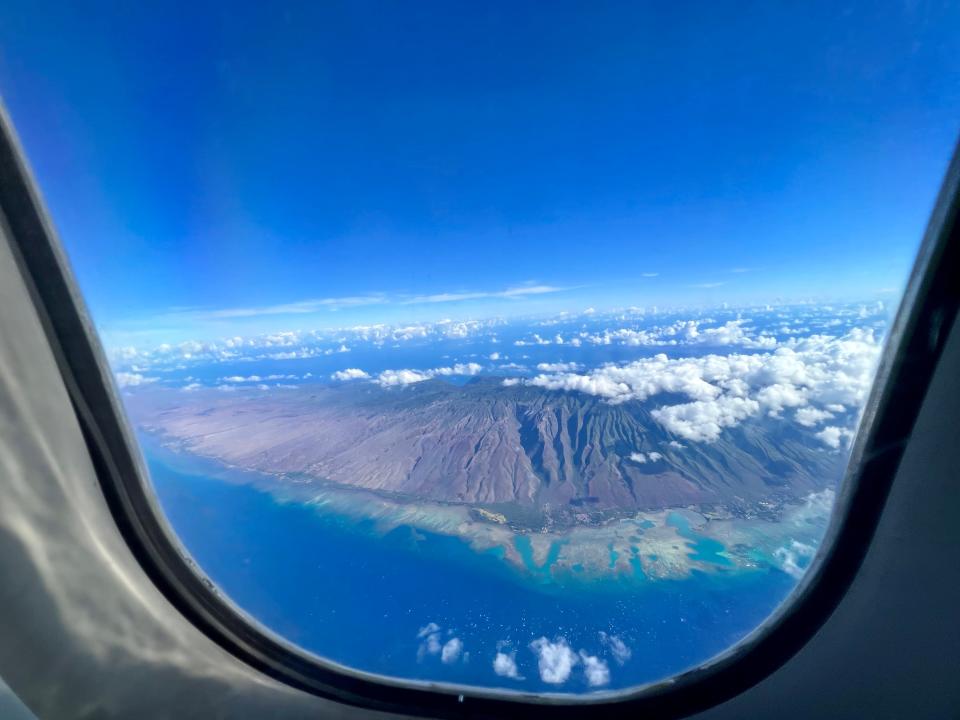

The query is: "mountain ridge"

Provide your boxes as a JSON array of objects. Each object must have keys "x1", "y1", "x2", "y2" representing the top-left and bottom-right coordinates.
[{"x1": 128, "y1": 378, "x2": 844, "y2": 520}]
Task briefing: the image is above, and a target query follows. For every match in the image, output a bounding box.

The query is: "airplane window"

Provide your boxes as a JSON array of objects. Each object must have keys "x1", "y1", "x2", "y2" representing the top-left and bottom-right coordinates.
[{"x1": 2, "y1": 1, "x2": 958, "y2": 702}]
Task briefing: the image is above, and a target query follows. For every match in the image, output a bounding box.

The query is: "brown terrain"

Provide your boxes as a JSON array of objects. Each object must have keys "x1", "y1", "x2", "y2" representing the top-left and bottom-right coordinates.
[{"x1": 126, "y1": 378, "x2": 844, "y2": 522}]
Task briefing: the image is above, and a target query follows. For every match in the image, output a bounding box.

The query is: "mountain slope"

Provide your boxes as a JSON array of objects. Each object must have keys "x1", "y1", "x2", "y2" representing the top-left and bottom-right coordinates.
[{"x1": 129, "y1": 378, "x2": 845, "y2": 516}]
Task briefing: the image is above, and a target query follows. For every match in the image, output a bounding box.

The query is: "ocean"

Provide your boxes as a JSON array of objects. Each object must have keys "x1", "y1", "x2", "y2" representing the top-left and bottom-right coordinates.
[{"x1": 144, "y1": 441, "x2": 800, "y2": 694}]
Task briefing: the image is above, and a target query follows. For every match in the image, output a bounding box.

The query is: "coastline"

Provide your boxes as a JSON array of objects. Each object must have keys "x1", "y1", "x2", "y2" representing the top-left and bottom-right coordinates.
[{"x1": 139, "y1": 433, "x2": 834, "y2": 585}]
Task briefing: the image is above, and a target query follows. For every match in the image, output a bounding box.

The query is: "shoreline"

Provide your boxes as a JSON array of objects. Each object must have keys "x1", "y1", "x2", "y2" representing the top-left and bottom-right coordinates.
[{"x1": 140, "y1": 433, "x2": 835, "y2": 584}]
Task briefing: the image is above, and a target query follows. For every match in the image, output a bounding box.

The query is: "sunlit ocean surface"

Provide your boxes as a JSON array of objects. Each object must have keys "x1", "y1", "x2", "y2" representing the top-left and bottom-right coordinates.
[{"x1": 145, "y1": 441, "x2": 799, "y2": 693}]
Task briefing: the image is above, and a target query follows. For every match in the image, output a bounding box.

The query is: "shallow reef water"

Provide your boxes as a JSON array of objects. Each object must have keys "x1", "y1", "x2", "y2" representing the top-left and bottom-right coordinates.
[{"x1": 144, "y1": 438, "x2": 832, "y2": 693}]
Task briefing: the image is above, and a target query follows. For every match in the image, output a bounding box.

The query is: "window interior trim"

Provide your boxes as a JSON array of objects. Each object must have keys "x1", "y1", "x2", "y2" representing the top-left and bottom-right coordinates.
[{"x1": 1, "y1": 104, "x2": 958, "y2": 719}]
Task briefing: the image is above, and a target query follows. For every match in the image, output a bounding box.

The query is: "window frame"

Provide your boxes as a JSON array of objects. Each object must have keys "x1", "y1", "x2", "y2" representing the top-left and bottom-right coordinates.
[{"x1": 1, "y1": 105, "x2": 958, "y2": 719}]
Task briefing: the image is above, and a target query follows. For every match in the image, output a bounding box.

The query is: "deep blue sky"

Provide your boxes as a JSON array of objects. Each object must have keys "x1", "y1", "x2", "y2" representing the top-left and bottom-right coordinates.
[{"x1": 1, "y1": 1, "x2": 958, "y2": 345}]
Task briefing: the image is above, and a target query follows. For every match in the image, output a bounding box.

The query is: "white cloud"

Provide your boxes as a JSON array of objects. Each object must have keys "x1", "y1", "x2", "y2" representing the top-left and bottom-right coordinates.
[
  {"x1": 499, "y1": 363, "x2": 528, "y2": 372},
  {"x1": 795, "y1": 406, "x2": 834, "y2": 427},
  {"x1": 106, "y1": 317, "x2": 509, "y2": 374},
  {"x1": 404, "y1": 284, "x2": 567, "y2": 304},
  {"x1": 536, "y1": 362, "x2": 583, "y2": 372},
  {"x1": 379, "y1": 369, "x2": 433, "y2": 386},
  {"x1": 159, "y1": 284, "x2": 567, "y2": 321},
  {"x1": 629, "y1": 452, "x2": 648, "y2": 464},
  {"x1": 177, "y1": 294, "x2": 388, "y2": 320},
  {"x1": 651, "y1": 396, "x2": 761, "y2": 442},
  {"x1": 756, "y1": 383, "x2": 808, "y2": 415},
  {"x1": 579, "y1": 319, "x2": 775, "y2": 350},
  {"x1": 579, "y1": 651, "x2": 611, "y2": 687},
  {"x1": 424, "y1": 634, "x2": 442, "y2": 656},
  {"x1": 331, "y1": 368, "x2": 370, "y2": 381},
  {"x1": 648, "y1": 451, "x2": 663, "y2": 461},
  {"x1": 417, "y1": 622, "x2": 440, "y2": 638},
  {"x1": 441, "y1": 637, "x2": 463, "y2": 664},
  {"x1": 432, "y1": 362, "x2": 483, "y2": 377},
  {"x1": 773, "y1": 540, "x2": 817, "y2": 579},
  {"x1": 529, "y1": 637, "x2": 578, "y2": 685},
  {"x1": 815, "y1": 425, "x2": 854, "y2": 449},
  {"x1": 416, "y1": 623, "x2": 443, "y2": 660},
  {"x1": 115, "y1": 372, "x2": 158, "y2": 388},
  {"x1": 489, "y1": 352, "x2": 501, "y2": 360},
  {"x1": 522, "y1": 329, "x2": 879, "y2": 443},
  {"x1": 493, "y1": 652, "x2": 523, "y2": 680},
  {"x1": 376, "y1": 363, "x2": 483, "y2": 387},
  {"x1": 598, "y1": 632, "x2": 632, "y2": 665},
  {"x1": 221, "y1": 374, "x2": 262, "y2": 383},
  {"x1": 514, "y1": 333, "x2": 553, "y2": 347}
]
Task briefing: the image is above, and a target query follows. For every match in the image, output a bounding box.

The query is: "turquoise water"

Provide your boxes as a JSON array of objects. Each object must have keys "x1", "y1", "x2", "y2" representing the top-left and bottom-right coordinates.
[
  {"x1": 667, "y1": 512, "x2": 735, "y2": 567},
  {"x1": 145, "y1": 444, "x2": 798, "y2": 693},
  {"x1": 513, "y1": 536, "x2": 566, "y2": 580}
]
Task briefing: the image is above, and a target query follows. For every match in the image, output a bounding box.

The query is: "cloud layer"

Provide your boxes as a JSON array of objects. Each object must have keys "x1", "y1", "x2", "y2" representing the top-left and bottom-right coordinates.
[
  {"x1": 110, "y1": 302, "x2": 887, "y2": 455},
  {"x1": 517, "y1": 329, "x2": 879, "y2": 444}
]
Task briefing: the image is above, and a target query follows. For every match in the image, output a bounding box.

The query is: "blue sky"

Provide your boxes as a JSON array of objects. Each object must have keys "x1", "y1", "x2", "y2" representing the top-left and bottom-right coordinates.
[{"x1": 1, "y1": 1, "x2": 958, "y2": 346}]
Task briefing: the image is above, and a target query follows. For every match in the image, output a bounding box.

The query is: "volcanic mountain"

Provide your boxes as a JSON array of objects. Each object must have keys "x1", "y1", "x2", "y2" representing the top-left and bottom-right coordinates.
[{"x1": 128, "y1": 378, "x2": 844, "y2": 518}]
